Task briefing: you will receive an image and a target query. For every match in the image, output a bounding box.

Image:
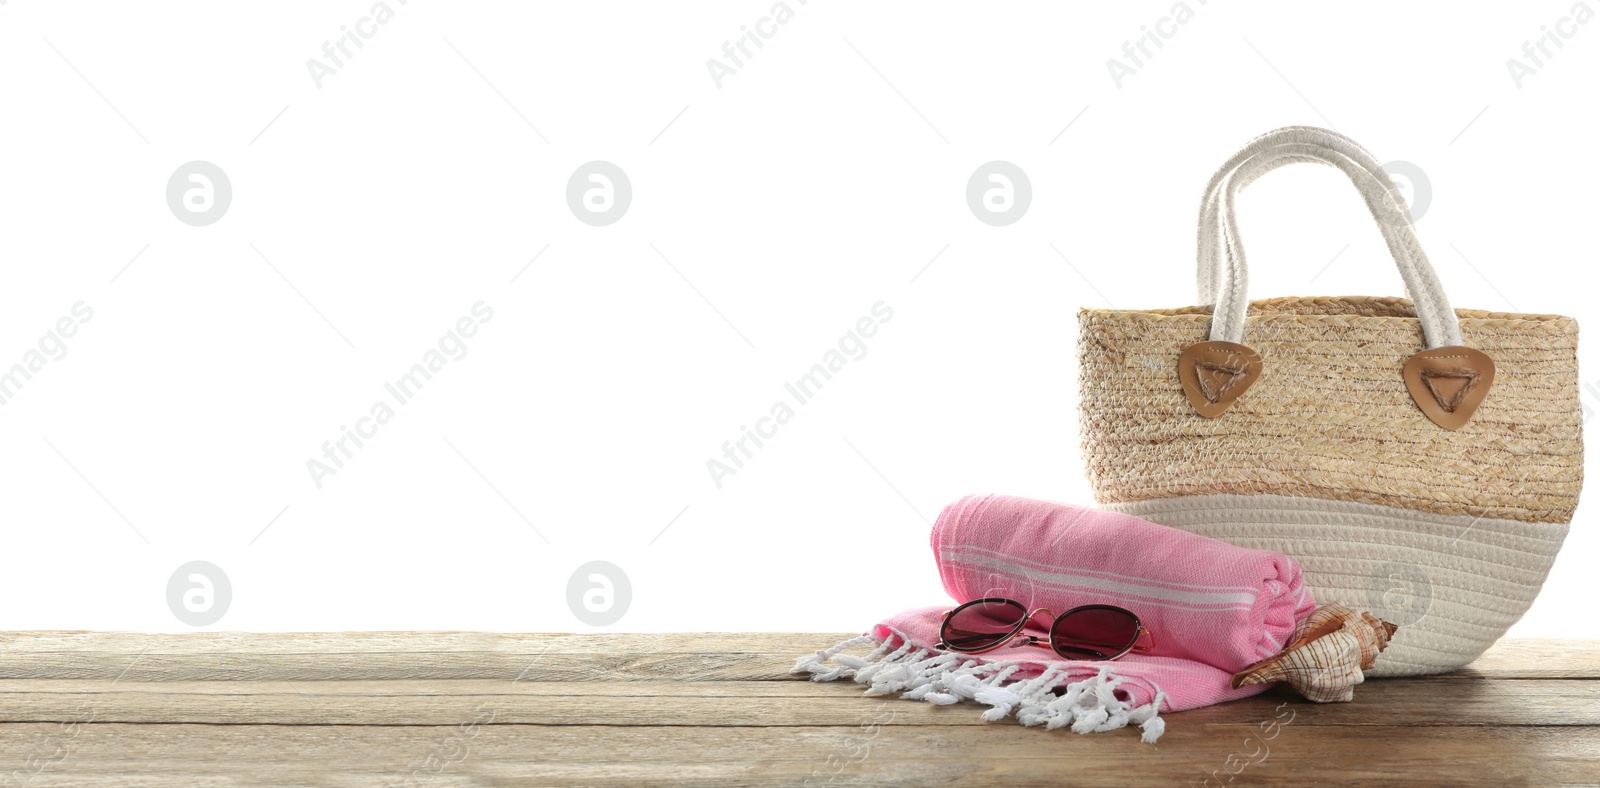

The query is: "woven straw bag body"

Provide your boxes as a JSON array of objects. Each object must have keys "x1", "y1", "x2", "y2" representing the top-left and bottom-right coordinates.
[{"x1": 1078, "y1": 128, "x2": 1582, "y2": 677}]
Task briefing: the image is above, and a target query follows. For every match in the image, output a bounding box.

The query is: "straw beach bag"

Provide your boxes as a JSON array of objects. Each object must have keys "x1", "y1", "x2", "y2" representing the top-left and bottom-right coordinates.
[{"x1": 1077, "y1": 127, "x2": 1582, "y2": 677}]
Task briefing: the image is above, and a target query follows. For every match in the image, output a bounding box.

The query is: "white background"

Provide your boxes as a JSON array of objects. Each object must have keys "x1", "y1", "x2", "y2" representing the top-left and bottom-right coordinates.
[{"x1": 1, "y1": 1, "x2": 1595, "y2": 636}]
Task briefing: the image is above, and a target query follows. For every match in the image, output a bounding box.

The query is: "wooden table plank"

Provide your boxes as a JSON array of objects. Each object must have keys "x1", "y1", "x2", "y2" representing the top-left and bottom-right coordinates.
[
  {"x1": 0, "y1": 632, "x2": 1593, "y2": 681},
  {"x1": 1449, "y1": 637, "x2": 1600, "y2": 679},
  {"x1": 0, "y1": 633, "x2": 1592, "y2": 786},
  {"x1": 0, "y1": 678, "x2": 1593, "y2": 728},
  {"x1": 0, "y1": 722, "x2": 1594, "y2": 787}
]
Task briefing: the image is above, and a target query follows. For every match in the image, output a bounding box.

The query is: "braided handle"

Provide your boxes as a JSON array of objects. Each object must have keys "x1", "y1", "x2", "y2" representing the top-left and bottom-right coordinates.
[{"x1": 1194, "y1": 127, "x2": 1462, "y2": 349}]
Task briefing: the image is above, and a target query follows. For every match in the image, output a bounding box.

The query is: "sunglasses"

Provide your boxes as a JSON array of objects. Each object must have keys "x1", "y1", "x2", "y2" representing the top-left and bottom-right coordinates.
[{"x1": 936, "y1": 598, "x2": 1156, "y2": 661}]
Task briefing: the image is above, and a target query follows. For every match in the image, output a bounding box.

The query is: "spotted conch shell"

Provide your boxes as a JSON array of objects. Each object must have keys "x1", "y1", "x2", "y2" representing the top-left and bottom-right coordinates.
[{"x1": 1230, "y1": 604, "x2": 1399, "y2": 703}]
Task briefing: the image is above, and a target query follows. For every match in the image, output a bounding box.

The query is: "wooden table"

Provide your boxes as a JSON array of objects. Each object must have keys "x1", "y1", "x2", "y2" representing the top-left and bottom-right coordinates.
[{"x1": 0, "y1": 633, "x2": 1593, "y2": 786}]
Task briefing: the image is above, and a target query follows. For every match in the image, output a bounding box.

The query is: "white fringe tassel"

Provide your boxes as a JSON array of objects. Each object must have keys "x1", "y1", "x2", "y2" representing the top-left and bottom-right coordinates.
[{"x1": 792, "y1": 629, "x2": 1168, "y2": 744}]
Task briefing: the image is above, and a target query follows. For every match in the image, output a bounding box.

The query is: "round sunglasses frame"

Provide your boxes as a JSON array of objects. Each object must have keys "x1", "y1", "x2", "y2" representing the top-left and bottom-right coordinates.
[{"x1": 936, "y1": 598, "x2": 1156, "y2": 661}]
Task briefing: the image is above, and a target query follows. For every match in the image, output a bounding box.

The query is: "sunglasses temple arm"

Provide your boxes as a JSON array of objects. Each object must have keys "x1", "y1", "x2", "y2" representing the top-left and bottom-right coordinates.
[{"x1": 1133, "y1": 626, "x2": 1157, "y2": 652}]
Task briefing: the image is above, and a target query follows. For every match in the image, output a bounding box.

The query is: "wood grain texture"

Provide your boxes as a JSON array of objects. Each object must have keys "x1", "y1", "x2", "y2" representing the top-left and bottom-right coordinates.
[
  {"x1": 0, "y1": 678, "x2": 1595, "y2": 727},
  {"x1": 0, "y1": 723, "x2": 1596, "y2": 787},
  {"x1": 0, "y1": 633, "x2": 1591, "y2": 786},
  {"x1": 1, "y1": 632, "x2": 1593, "y2": 680}
]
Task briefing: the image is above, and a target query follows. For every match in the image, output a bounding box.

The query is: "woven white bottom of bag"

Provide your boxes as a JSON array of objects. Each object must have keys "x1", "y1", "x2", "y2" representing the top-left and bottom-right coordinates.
[{"x1": 1105, "y1": 493, "x2": 1568, "y2": 677}]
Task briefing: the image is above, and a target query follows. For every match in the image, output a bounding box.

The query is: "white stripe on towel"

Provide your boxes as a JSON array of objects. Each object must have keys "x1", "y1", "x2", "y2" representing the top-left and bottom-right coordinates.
[
  {"x1": 945, "y1": 544, "x2": 1268, "y2": 594},
  {"x1": 941, "y1": 550, "x2": 1260, "y2": 611}
]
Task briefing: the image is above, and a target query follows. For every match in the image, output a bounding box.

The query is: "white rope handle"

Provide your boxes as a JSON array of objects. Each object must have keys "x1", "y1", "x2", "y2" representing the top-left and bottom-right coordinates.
[
  {"x1": 1196, "y1": 137, "x2": 1411, "y2": 303},
  {"x1": 1195, "y1": 127, "x2": 1462, "y2": 349},
  {"x1": 1196, "y1": 136, "x2": 1418, "y2": 306},
  {"x1": 1198, "y1": 144, "x2": 1419, "y2": 312},
  {"x1": 1196, "y1": 127, "x2": 1357, "y2": 303}
]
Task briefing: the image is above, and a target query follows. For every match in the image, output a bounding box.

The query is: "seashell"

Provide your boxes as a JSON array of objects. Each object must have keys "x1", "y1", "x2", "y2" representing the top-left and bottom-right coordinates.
[{"x1": 1230, "y1": 604, "x2": 1400, "y2": 703}]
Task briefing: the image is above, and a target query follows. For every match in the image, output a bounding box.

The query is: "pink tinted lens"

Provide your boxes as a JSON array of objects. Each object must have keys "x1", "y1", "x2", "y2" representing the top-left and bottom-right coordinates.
[
  {"x1": 942, "y1": 600, "x2": 1026, "y2": 651},
  {"x1": 1051, "y1": 607, "x2": 1140, "y2": 660}
]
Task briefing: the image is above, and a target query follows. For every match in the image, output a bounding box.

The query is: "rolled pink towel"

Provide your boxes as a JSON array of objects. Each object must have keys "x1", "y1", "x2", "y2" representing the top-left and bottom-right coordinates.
[{"x1": 795, "y1": 494, "x2": 1316, "y2": 742}]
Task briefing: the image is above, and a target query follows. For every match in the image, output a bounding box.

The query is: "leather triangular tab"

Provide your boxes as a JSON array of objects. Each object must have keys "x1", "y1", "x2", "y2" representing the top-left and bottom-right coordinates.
[
  {"x1": 1403, "y1": 346, "x2": 1495, "y2": 430},
  {"x1": 1179, "y1": 341, "x2": 1263, "y2": 418}
]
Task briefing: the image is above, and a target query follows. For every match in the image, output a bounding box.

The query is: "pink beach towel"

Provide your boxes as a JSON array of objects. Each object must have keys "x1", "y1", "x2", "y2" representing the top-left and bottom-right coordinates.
[{"x1": 793, "y1": 494, "x2": 1316, "y2": 742}]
